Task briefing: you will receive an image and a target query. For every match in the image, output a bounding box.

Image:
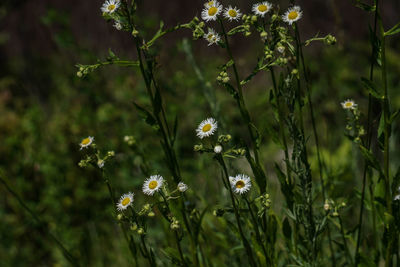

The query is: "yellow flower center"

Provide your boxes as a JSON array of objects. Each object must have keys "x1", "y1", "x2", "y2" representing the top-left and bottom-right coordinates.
[
  {"x1": 235, "y1": 180, "x2": 245, "y2": 189},
  {"x1": 122, "y1": 197, "x2": 131, "y2": 206},
  {"x1": 207, "y1": 33, "x2": 214, "y2": 39},
  {"x1": 81, "y1": 138, "x2": 91, "y2": 145},
  {"x1": 207, "y1": 1, "x2": 215, "y2": 7},
  {"x1": 345, "y1": 102, "x2": 352, "y2": 107},
  {"x1": 288, "y1": 11, "x2": 298, "y2": 20},
  {"x1": 202, "y1": 123, "x2": 212, "y2": 132},
  {"x1": 258, "y1": 5, "x2": 268, "y2": 12},
  {"x1": 108, "y1": 4, "x2": 115, "y2": 11},
  {"x1": 149, "y1": 180, "x2": 158, "y2": 190},
  {"x1": 228, "y1": 9, "x2": 237, "y2": 17},
  {"x1": 208, "y1": 7, "x2": 218, "y2": 16}
]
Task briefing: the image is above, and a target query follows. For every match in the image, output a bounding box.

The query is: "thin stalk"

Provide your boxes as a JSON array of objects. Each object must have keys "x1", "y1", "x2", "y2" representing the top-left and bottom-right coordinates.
[
  {"x1": 218, "y1": 156, "x2": 258, "y2": 266},
  {"x1": 338, "y1": 215, "x2": 354, "y2": 265},
  {"x1": 355, "y1": 0, "x2": 379, "y2": 263},
  {"x1": 140, "y1": 235, "x2": 156, "y2": 267},
  {"x1": 269, "y1": 68, "x2": 292, "y2": 186},
  {"x1": 294, "y1": 22, "x2": 336, "y2": 266},
  {"x1": 102, "y1": 171, "x2": 137, "y2": 263},
  {"x1": 244, "y1": 197, "x2": 271, "y2": 265},
  {"x1": 218, "y1": 18, "x2": 267, "y2": 192},
  {"x1": 159, "y1": 191, "x2": 188, "y2": 267},
  {"x1": 293, "y1": 23, "x2": 317, "y2": 261},
  {"x1": 0, "y1": 175, "x2": 79, "y2": 266},
  {"x1": 379, "y1": 8, "x2": 393, "y2": 267}
]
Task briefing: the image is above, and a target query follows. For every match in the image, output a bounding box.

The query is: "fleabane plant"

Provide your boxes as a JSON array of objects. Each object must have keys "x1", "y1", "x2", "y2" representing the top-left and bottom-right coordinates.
[{"x1": 73, "y1": 0, "x2": 399, "y2": 266}]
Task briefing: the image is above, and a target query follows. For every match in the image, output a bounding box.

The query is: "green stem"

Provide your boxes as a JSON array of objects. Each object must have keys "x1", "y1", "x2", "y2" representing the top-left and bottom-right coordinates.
[
  {"x1": 269, "y1": 68, "x2": 292, "y2": 187},
  {"x1": 218, "y1": 18, "x2": 267, "y2": 192},
  {"x1": 338, "y1": 215, "x2": 353, "y2": 265},
  {"x1": 244, "y1": 197, "x2": 270, "y2": 265},
  {"x1": 379, "y1": 7, "x2": 393, "y2": 267},
  {"x1": 218, "y1": 156, "x2": 258, "y2": 267},
  {"x1": 355, "y1": 0, "x2": 379, "y2": 263}
]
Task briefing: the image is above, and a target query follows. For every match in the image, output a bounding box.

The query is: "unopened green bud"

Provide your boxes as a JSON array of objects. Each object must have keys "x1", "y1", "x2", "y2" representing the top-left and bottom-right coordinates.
[
  {"x1": 130, "y1": 223, "x2": 138, "y2": 231},
  {"x1": 137, "y1": 228, "x2": 144, "y2": 235},
  {"x1": 77, "y1": 71, "x2": 83, "y2": 78},
  {"x1": 324, "y1": 34, "x2": 337, "y2": 45},
  {"x1": 222, "y1": 77, "x2": 230, "y2": 83},
  {"x1": 132, "y1": 29, "x2": 139, "y2": 37}
]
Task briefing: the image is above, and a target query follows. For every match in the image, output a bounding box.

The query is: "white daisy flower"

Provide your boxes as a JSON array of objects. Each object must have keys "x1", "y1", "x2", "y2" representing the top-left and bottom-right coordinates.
[
  {"x1": 214, "y1": 145, "x2": 223, "y2": 153},
  {"x1": 203, "y1": 28, "x2": 221, "y2": 46},
  {"x1": 196, "y1": 118, "x2": 218, "y2": 139},
  {"x1": 341, "y1": 99, "x2": 357, "y2": 110},
  {"x1": 282, "y1": 6, "x2": 303, "y2": 25},
  {"x1": 113, "y1": 20, "x2": 123, "y2": 30},
  {"x1": 252, "y1": 2, "x2": 272, "y2": 17},
  {"x1": 230, "y1": 174, "x2": 252, "y2": 194},
  {"x1": 394, "y1": 194, "x2": 400, "y2": 201},
  {"x1": 79, "y1": 136, "x2": 94, "y2": 150},
  {"x1": 177, "y1": 182, "x2": 188, "y2": 192},
  {"x1": 117, "y1": 192, "x2": 134, "y2": 211},
  {"x1": 143, "y1": 175, "x2": 164, "y2": 195},
  {"x1": 201, "y1": 1, "x2": 222, "y2": 22},
  {"x1": 101, "y1": 0, "x2": 120, "y2": 14},
  {"x1": 224, "y1": 6, "x2": 242, "y2": 21}
]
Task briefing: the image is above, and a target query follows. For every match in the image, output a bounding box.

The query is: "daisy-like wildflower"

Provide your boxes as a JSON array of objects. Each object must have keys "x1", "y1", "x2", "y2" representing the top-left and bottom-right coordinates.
[
  {"x1": 177, "y1": 182, "x2": 188, "y2": 192},
  {"x1": 204, "y1": 28, "x2": 221, "y2": 46},
  {"x1": 394, "y1": 194, "x2": 400, "y2": 201},
  {"x1": 201, "y1": 1, "x2": 222, "y2": 22},
  {"x1": 79, "y1": 136, "x2": 94, "y2": 150},
  {"x1": 282, "y1": 6, "x2": 303, "y2": 25},
  {"x1": 196, "y1": 118, "x2": 218, "y2": 139},
  {"x1": 341, "y1": 99, "x2": 357, "y2": 110},
  {"x1": 214, "y1": 145, "x2": 223, "y2": 153},
  {"x1": 117, "y1": 192, "x2": 134, "y2": 211},
  {"x1": 143, "y1": 175, "x2": 164, "y2": 196},
  {"x1": 224, "y1": 6, "x2": 242, "y2": 21},
  {"x1": 252, "y1": 1, "x2": 272, "y2": 17},
  {"x1": 230, "y1": 174, "x2": 252, "y2": 194},
  {"x1": 101, "y1": 0, "x2": 120, "y2": 14}
]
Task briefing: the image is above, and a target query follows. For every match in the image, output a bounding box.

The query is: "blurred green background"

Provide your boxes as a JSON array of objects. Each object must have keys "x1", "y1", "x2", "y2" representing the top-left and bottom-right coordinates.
[{"x1": 1, "y1": 0, "x2": 399, "y2": 266}]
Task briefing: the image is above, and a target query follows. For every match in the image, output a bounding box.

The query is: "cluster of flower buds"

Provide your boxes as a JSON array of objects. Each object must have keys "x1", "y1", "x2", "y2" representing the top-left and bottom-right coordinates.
[
  {"x1": 76, "y1": 64, "x2": 99, "y2": 78},
  {"x1": 324, "y1": 34, "x2": 337, "y2": 45},
  {"x1": 124, "y1": 135, "x2": 136, "y2": 146},
  {"x1": 324, "y1": 199, "x2": 346, "y2": 217},
  {"x1": 138, "y1": 203, "x2": 152, "y2": 216},
  {"x1": 194, "y1": 144, "x2": 204, "y2": 152},
  {"x1": 78, "y1": 155, "x2": 95, "y2": 168},
  {"x1": 190, "y1": 17, "x2": 206, "y2": 40},
  {"x1": 256, "y1": 193, "x2": 272, "y2": 217},
  {"x1": 218, "y1": 134, "x2": 232, "y2": 143},
  {"x1": 217, "y1": 71, "x2": 230, "y2": 84},
  {"x1": 170, "y1": 217, "x2": 180, "y2": 230}
]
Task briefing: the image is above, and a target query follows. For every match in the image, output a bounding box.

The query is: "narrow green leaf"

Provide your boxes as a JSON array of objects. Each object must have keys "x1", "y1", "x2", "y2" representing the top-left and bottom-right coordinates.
[{"x1": 385, "y1": 21, "x2": 400, "y2": 36}]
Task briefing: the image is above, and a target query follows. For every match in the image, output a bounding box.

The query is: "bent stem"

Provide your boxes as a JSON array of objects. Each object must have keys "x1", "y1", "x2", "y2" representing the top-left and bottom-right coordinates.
[{"x1": 219, "y1": 18, "x2": 267, "y2": 193}]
